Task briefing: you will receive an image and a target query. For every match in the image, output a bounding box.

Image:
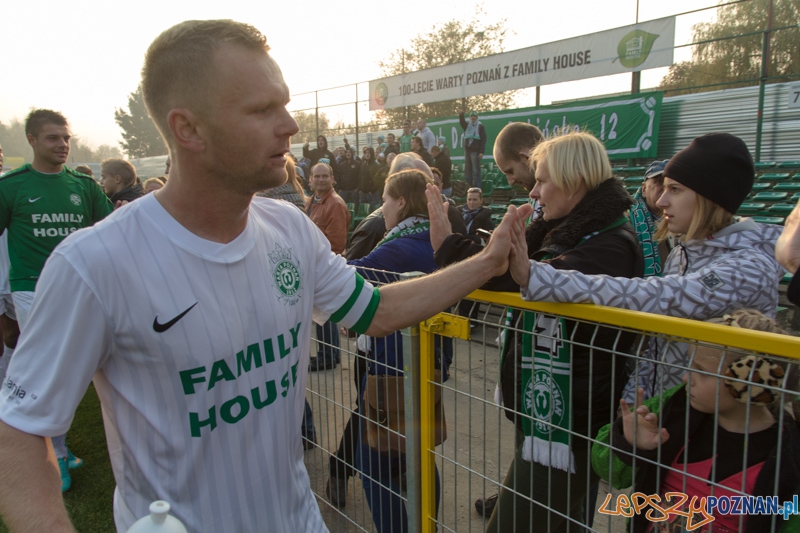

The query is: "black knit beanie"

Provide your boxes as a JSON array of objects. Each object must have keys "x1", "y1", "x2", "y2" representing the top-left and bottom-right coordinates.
[{"x1": 663, "y1": 133, "x2": 754, "y2": 214}]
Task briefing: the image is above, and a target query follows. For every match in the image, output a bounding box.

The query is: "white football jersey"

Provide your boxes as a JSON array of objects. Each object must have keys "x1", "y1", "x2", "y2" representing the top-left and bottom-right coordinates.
[{"x1": 0, "y1": 194, "x2": 378, "y2": 532}]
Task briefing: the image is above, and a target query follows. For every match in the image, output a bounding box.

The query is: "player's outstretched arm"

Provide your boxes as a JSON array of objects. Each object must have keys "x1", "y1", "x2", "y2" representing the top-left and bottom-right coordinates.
[
  {"x1": 0, "y1": 421, "x2": 75, "y2": 532},
  {"x1": 365, "y1": 203, "x2": 533, "y2": 337}
]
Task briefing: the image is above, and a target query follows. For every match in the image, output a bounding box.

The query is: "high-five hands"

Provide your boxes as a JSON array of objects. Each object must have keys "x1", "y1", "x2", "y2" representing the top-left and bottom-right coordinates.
[{"x1": 425, "y1": 183, "x2": 534, "y2": 278}]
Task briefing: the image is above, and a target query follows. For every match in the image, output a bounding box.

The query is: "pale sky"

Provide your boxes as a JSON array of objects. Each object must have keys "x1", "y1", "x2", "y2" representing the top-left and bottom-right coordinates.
[{"x1": 0, "y1": 0, "x2": 719, "y2": 152}]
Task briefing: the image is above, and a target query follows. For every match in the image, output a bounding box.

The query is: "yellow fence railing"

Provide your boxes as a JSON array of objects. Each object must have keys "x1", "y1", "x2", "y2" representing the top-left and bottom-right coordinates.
[{"x1": 411, "y1": 290, "x2": 800, "y2": 533}]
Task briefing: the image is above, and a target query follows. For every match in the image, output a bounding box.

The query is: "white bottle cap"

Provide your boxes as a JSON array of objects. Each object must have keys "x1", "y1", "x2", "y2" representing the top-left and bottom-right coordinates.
[{"x1": 126, "y1": 500, "x2": 188, "y2": 533}]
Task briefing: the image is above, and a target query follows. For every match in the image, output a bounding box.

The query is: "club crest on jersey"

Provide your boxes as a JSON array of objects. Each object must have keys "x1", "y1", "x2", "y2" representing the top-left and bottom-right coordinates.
[
  {"x1": 70, "y1": 193, "x2": 82, "y2": 206},
  {"x1": 269, "y1": 245, "x2": 303, "y2": 305}
]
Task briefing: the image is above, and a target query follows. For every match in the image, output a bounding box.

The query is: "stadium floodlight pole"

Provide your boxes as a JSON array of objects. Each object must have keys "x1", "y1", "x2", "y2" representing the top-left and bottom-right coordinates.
[
  {"x1": 355, "y1": 85, "x2": 360, "y2": 154},
  {"x1": 631, "y1": 0, "x2": 641, "y2": 96},
  {"x1": 755, "y1": 0, "x2": 775, "y2": 162},
  {"x1": 315, "y1": 91, "x2": 320, "y2": 141}
]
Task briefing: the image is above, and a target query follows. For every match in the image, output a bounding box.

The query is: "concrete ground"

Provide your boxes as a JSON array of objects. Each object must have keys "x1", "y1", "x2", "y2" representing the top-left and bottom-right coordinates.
[{"x1": 303, "y1": 326, "x2": 629, "y2": 533}]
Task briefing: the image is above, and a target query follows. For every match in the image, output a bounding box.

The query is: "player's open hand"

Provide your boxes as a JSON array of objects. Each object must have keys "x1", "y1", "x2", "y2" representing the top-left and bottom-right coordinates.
[{"x1": 620, "y1": 388, "x2": 669, "y2": 451}]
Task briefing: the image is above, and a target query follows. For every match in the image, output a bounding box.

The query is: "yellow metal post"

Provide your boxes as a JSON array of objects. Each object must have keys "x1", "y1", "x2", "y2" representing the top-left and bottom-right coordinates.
[{"x1": 418, "y1": 312, "x2": 472, "y2": 532}]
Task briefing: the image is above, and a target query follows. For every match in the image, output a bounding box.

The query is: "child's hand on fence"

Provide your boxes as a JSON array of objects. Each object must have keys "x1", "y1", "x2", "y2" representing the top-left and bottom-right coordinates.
[{"x1": 619, "y1": 388, "x2": 670, "y2": 451}]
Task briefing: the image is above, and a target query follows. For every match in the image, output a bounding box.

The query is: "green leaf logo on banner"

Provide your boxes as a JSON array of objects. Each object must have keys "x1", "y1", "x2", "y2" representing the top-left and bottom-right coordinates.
[{"x1": 617, "y1": 30, "x2": 660, "y2": 68}]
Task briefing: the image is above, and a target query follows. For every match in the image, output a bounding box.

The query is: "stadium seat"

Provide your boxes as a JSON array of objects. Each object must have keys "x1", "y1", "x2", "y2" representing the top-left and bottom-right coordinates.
[
  {"x1": 623, "y1": 176, "x2": 645, "y2": 185},
  {"x1": 777, "y1": 161, "x2": 800, "y2": 169},
  {"x1": 481, "y1": 181, "x2": 494, "y2": 196},
  {"x1": 754, "y1": 162, "x2": 776, "y2": 170},
  {"x1": 751, "y1": 182, "x2": 772, "y2": 191},
  {"x1": 753, "y1": 191, "x2": 788, "y2": 201},
  {"x1": 738, "y1": 202, "x2": 766, "y2": 215},
  {"x1": 791, "y1": 192, "x2": 800, "y2": 202},
  {"x1": 773, "y1": 182, "x2": 800, "y2": 192},
  {"x1": 758, "y1": 173, "x2": 790, "y2": 182},
  {"x1": 751, "y1": 215, "x2": 784, "y2": 225},
  {"x1": 353, "y1": 203, "x2": 371, "y2": 227},
  {"x1": 767, "y1": 204, "x2": 795, "y2": 215}
]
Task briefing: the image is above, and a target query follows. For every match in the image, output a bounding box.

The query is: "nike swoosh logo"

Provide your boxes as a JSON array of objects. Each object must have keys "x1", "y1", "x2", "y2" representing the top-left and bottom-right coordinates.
[
  {"x1": 153, "y1": 302, "x2": 198, "y2": 333},
  {"x1": 28, "y1": 197, "x2": 42, "y2": 203}
]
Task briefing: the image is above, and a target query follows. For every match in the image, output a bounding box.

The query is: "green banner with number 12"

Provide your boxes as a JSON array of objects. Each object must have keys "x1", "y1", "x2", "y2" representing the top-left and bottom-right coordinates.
[{"x1": 427, "y1": 91, "x2": 662, "y2": 161}]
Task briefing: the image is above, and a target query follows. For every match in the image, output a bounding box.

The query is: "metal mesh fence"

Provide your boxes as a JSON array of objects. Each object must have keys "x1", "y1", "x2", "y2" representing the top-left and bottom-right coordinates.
[{"x1": 304, "y1": 274, "x2": 800, "y2": 533}]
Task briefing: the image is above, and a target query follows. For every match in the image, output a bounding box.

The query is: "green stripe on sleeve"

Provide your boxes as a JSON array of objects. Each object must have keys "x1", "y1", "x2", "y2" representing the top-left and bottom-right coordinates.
[
  {"x1": 330, "y1": 273, "x2": 365, "y2": 324},
  {"x1": 349, "y1": 287, "x2": 381, "y2": 335}
]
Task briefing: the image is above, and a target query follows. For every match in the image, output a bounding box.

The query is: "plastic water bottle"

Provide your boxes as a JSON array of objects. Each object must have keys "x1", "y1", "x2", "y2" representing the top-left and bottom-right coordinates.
[{"x1": 126, "y1": 501, "x2": 187, "y2": 533}]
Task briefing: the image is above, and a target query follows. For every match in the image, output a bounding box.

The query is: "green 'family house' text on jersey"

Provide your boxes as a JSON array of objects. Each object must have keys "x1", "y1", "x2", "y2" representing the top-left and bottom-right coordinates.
[{"x1": 0, "y1": 164, "x2": 113, "y2": 291}]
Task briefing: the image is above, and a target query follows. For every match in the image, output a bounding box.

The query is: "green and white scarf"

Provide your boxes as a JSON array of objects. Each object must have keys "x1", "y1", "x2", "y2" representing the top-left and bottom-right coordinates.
[
  {"x1": 357, "y1": 216, "x2": 430, "y2": 353},
  {"x1": 521, "y1": 311, "x2": 574, "y2": 472},
  {"x1": 464, "y1": 119, "x2": 482, "y2": 148},
  {"x1": 628, "y1": 189, "x2": 662, "y2": 278},
  {"x1": 376, "y1": 216, "x2": 430, "y2": 248},
  {"x1": 500, "y1": 216, "x2": 628, "y2": 473}
]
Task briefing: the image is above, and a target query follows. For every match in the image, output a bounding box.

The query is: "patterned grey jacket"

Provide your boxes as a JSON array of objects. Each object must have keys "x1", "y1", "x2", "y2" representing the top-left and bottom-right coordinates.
[{"x1": 519, "y1": 218, "x2": 784, "y2": 400}]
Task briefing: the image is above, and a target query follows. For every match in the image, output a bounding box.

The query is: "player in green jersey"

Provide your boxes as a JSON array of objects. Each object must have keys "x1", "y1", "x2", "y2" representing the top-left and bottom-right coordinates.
[{"x1": 0, "y1": 109, "x2": 113, "y2": 492}]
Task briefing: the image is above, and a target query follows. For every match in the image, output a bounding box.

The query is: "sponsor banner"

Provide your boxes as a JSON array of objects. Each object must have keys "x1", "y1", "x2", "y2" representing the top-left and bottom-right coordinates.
[
  {"x1": 370, "y1": 17, "x2": 675, "y2": 110},
  {"x1": 426, "y1": 92, "x2": 663, "y2": 161}
]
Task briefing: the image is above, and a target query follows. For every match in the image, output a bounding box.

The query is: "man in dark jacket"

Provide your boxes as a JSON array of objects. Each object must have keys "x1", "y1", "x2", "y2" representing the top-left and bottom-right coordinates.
[
  {"x1": 100, "y1": 159, "x2": 145, "y2": 208},
  {"x1": 302, "y1": 135, "x2": 335, "y2": 168},
  {"x1": 411, "y1": 136, "x2": 434, "y2": 167},
  {"x1": 430, "y1": 145, "x2": 452, "y2": 196},
  {"x1": 335, "y1": 147, "x2": 360, "y2": 207},
  {"x1": 385, "y1": 133, "x2": 400, "y2": 156}
]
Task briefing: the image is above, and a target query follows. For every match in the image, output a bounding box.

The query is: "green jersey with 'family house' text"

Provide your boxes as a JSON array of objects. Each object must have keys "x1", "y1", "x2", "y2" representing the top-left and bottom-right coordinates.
[{"x1": 0, "y1": 164, "x2": 113, "y2": 291}]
